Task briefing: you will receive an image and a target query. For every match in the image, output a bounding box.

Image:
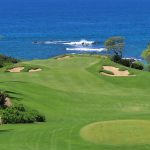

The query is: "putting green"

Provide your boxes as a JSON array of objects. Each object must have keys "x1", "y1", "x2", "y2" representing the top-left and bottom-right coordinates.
[{"x1": 80, "y1": 120, "x2": 150, "y2": 145}]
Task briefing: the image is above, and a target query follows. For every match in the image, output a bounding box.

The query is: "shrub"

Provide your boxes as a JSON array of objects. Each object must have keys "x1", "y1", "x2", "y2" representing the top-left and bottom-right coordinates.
[
  {"x1": 0, "y1": 54, "x2": 19, "y2": 67},
  {"x1": 120, "y1": 59, "x2": 133, "y2": 67},
  {"x1": 1, "y1": 104, "x2": 46, "y2": 124},
  {"x1": 29, "y1": 110, "x2": 46, "y2": 122},
  {"x1": 131, "y1": 61, "x2": 144, "y2": 70},
  {"x1": 35, "y1": 114, "x2": 45, "y2": 122},
  {"x1": 14, "y1": 104, "x2": 26, "y2": 112},
  {"x1": 110, "y1": 55, "x2": 143, "y2": 71},
  {"x1": 110, "y1": 55, "x2": 122, "y2": 63},
  {"x1": 22, "y1": 66, "x2": 38, "y2": 72},
  {"x1": 21, "y1": 65, "x2": 41, "y2": 72},
  {"x1": 21, "y1": 112, "x2": 35, "y2": 123}
]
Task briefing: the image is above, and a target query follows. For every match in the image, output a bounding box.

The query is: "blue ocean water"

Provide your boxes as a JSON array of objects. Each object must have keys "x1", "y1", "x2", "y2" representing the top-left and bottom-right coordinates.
[{"x1": 0, "y1": 0, "x2": 150, "y2": 60}]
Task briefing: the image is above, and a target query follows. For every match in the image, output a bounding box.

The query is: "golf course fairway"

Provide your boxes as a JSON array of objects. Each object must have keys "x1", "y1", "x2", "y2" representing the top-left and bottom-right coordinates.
[{"x1": 0, "y1": 54, "x2": 150, "y2": 150}]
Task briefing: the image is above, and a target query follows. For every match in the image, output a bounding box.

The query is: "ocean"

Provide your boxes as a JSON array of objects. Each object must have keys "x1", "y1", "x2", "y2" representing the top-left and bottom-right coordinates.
[{"x1": 0, "y1": 0, "x2": 150, "y2": 60}]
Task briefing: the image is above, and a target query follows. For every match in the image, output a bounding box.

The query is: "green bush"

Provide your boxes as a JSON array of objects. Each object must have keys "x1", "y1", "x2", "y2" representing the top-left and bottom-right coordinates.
[
  {"x1": 0, "y1": 54, "x2": 19, "y2": 67},
  {"x1": 1, "y1": 104, "x2": 45, "y2": 124},
  {"x1": 14, "y1": 104, "x2": 26, "y2": 112},
  {"x1": 131, "y1": 61, "x2": 144, "y2": 70},
  {"x1": 120, "y1": 59, "x2": 133, "y2": 67},
  {"x1": 22, "y1": 66, "x2": 39, "y2": 72},
  {"x1": 29, "y1": 110, "x2": 46, "y2": 122},
  {"x1": 110, "y1": 55, "x2": 143, "y2": 71},
  {"x1": 111, "y1": 55, "x2": 122, "y2": 63}
]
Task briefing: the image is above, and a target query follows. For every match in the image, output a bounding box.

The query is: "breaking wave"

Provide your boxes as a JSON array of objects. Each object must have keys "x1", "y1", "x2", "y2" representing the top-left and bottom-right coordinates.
[
  {"x1": 32, "y1": 39, "x2": 105, "y2": 52},
  {"x1": 64, "y1": 40, "x2": 96, "y2": 46},
  {"x1": 32, "y1": 40, "x2": 98, "y2": 46},
  {"x1": 66, "y1": 47, "x2": 106, "y2": 52},
  {"x1": 32, "y1": 40, "x2": 67, "y2": 45}
]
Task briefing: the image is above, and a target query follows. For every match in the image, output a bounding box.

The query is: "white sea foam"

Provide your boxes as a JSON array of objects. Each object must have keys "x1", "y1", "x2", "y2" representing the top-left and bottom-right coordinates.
[
  {"x1": 44, "y1": 41, "x2": 67, "y2": 44},
  {"x1": 122, "y1": 57, "x2": 142, "y2": 61},
  {"x1": 66, "y1": 47, "x2": 106, "y2": 52},
  {"x1": 32, "y1": 40, "x2": 67, "y2": 45},
  {"x1": 33, "y1": 40, "x2": 97, "y2": 46},
  {"x1": 64, "y1": 40, "x2": 95, "y2": 46}
]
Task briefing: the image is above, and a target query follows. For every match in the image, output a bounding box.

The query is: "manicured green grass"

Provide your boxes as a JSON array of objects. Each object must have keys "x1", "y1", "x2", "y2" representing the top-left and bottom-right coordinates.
[
  {"x1": 0, "y1": 54, "x2": 150, "y2": 150},
  {"x1": 80, "y1": 120, "x2": 150, "y2": 145}
]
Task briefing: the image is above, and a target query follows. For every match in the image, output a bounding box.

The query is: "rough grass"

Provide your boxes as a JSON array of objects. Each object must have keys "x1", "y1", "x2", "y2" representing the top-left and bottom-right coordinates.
[
  {"x1": 118, "y1": 67, "x2": 128, "y2": 71},
  {"x1": 0, "y1": 54, "x2": 149, "y2": 150},
  {"x1": 100, "y1": 69, "x2": 114, "y2": 75}
]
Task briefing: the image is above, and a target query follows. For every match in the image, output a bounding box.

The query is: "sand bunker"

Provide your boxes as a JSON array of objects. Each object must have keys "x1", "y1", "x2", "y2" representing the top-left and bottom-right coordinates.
[
  {"x1": 101, "y1": 66, "x2": 131, "y2": 77},
  {"x1": 8, "y1": 67, "x2": 24, "y2": 73},
  {"x1": 29, "y1": 68, "x2": 42, "y2": 72},
  {"x1": 57, "y1": 56, "x2": 70, "y2": 60}
]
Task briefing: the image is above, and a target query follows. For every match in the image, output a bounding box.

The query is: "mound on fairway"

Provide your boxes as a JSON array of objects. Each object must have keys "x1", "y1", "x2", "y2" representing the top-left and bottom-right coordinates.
[{"x1": 80, "y1": 120, "x2": 150, "y2": 145}]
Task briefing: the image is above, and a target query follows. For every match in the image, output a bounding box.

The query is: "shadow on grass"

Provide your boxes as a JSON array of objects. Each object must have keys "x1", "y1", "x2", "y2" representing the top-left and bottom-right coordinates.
[
  {"x1": 0, "y1": 89, "x2": 23, "y2": 101},
  {"x1": 0, "y1": 129, "x2": 13, "y2": 134},
  {"x1": 0, "y1": 81, "x2": 26, "y2": 84},
  {"x1": 9, "y1": 96, "x2": 22, "y2": 101},
  {"x1": 5, "y1": 90, "x2": 23, "y2": 96},
  {"x1": 0, "y1": 81, "x2": 27, "y2": 96}
]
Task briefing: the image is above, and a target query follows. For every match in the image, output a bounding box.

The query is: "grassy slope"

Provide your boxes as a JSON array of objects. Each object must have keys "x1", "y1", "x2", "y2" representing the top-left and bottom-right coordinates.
[{"x1": 0, "y1": 55, "x2": 150, "y2": 150}]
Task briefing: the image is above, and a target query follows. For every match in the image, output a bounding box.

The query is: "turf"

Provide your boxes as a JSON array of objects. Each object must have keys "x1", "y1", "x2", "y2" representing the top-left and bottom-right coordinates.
[
  {"x1": 80, "y1": 120, "x2": 150, "y2": 145},
  {"x1": 0, "y1": 54, "x2": 150, "y2": 150}
]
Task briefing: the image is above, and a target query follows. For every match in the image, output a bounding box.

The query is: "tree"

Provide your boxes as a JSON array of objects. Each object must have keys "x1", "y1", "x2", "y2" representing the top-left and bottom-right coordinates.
[
  {"x1": 142, "y1": 44, "x2": 150, "y2": 64},
  {"x1": 104, "y1": 36, "x2": 125, "y2": 58}
]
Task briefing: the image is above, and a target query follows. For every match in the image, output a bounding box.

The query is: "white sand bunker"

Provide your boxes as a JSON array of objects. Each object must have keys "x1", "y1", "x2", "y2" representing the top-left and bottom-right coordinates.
[
  {"x1": 29, "y1": 68, "x2": 42, "y2": 72},
  {"x1": 101, "y1": 66, "x2": 132, "y2": 77},
  {"x1": 8, "y1": 67, "x2": 24, "y2": 73},
  {"x1": 57, "y1": 56, "x2": 70, "y2": 60}
]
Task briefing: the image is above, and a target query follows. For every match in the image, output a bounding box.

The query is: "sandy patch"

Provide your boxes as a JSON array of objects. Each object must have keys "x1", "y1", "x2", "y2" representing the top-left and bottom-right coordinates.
[
  {"x1": 8, "y1": 67, "x2": 24, "y2": 73},
  {"x1": 57, "y1": 56, "x2": 70, "y2": 60},
  {"x1": 29, "y1": 68, "x2": 42, "y2": 72},
  {"x1": 101, "y1": 66, "x2": 132, "y2": 77},
  {"x1": 4, "y1": 97, "x2": 12, "y2": 107}
]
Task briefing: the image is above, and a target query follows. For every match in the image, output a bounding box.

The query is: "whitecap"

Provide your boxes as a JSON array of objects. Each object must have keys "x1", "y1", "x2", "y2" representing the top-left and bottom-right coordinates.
[
  {"x1": 64, "y1": 40, "x2": 95, "y2": 46},
  {"x1": 66, "y1": 47, "x2": 106, "y2": 52},
  {"x1": 44, "y1": 41, "x2": 67, "y2": 44},
  {"x1": 32, "y1": 40, "x2": 67, "y2": 45}
]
